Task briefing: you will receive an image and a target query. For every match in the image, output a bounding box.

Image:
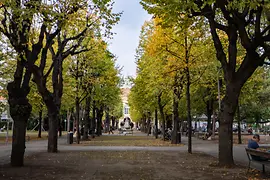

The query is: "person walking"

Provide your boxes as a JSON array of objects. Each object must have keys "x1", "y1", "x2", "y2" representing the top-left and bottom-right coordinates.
[{"x1": 109, "y1": 125, "x2": 114, "y2": 134}]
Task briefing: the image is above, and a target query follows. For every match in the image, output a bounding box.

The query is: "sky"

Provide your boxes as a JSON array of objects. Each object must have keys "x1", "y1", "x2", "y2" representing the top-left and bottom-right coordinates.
[{"x1": 108, "y1": 0, "x2": 152, "y2": 77}]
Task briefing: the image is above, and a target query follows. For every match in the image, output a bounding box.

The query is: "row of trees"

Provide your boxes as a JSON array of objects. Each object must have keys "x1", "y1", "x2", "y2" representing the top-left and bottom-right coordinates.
[
  {"x1": 0, "y1": 0, "x2": 122, "y2": 167},
  {"x1": 129, "y1": 0, "x2": 270, "y2": 166}
]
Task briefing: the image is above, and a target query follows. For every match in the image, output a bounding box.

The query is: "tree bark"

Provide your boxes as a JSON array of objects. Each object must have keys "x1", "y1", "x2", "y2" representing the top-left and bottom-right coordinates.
[
  {"x1": 96, "y1": 107, "x2": 103, "y2": 136},
  {"x1": 38, "y1": 110, "x2": 42, "y2": 138},
  {"x1": 185, "y1": 37, "x2": 192, "y2": 152},
  {"x1": 112, "y1": 116, "x2": 116, "y2": 129},
  {"x1": 83, "y1": 96, "x2": 91, "y2": 140},
  {"x1": 155, "y1": 108, "x2": 158, "y2": 139},
  {"x1": 171, "y1": 90, "x2": 180, "y2": 144},
  {"x1": 237, "y1": 104, "x2": 242, "y2": 144},
  {"x1": 105, "y1": 107, "x2": 110, "y2": 133},
  {"x1": 75, "y1": 97, "x2": 80, "y2": 144},
  {"x1": 67, "y1": 110, "x2": 71, "y2": 132},
  {"x1": 218, "y1": 84, "x2": 240, "y2": 166},
  {"x1": 58, "y1": 117, "x2": 62, "y2": 137},
  {"x1": 147, "y1": 112, "x2": 151, "y2": 136},
  {"x1": 47, "y1": 107, "x2": 58, "y2": 153},
  {"x1": 142, "y1": 115, "x2": 147, "y2": 133},
  {"x1": 186, "y1": 71, "x2": 192, "y2": 153},
  {"x1": 92, "y1": 101, "x2": 96, "y2": 137},
  {"x1": 158, "y1": 95, "x2": 166, "y2": 141},
  {"x1": 206, "y1": 100, "x2": 213, "y2": 133},
  {"x1": 8, "y1": 80, "x2": 32, "y2": 167}
]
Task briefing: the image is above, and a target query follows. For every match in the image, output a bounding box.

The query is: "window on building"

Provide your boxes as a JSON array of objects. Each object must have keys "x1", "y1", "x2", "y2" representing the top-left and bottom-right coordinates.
[{"x1": 124, "y1": 107, "x2": 129, "y2": 115}]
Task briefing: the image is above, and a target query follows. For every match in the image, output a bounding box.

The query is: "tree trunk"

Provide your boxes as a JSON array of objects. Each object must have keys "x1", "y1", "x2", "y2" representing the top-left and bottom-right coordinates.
[
  {"x1": 38, "y1": 110, "x2": 42, "y2": 138},
  {"x1": 83, "y1": 96, "x2": 91, "y2": 140},
  {"x1": 96, "y1": 107, "x2": 103, "y2": 136},
  {"x1": 206, "y1": 100, "x2": 213, "y2": 133},
  {"x1": 171, "y1": 92, "x2": 180, "y2": 144},
  {"x1": 147, "y1": 113, "x2": 151, "y2": 136},
  {"x1": 155, "y1": 108, "x2": 158, "y2": 139},
  {"x1": 47, "y1": 108, "x2": 58, "y2": 153},
  {"x1": 142, "y1": 115, "x2": 147, "y2": 133},
  {"x1": 212, "y1": 111, "x2": 216, "y2": 139},
  {"x1": 58, "y1": 117, "x2": 62, "y2": 137},
  {"x1": 237, "y1": 105, "x2": 242, "y2": 144},
  {"x1": 112, "y1": 116, "x2": 116, "y2": 129},
  {"x1": 185, "y1": 52, "x2": 192, "y2": 152},
  {"x1": 8, "y1": 82, "x2": 32, "y2": 167},
  {"x1": 105, "y1": 107, "x2": 110, "y2": 133},
  {"x1": 218, "y1": 84, "x2": 240, "y2": 166},
  {"x1": 92, "y1": 101, "x2": 96, "y2": 137},
  {"x1": 67, "y1": 110, "x2": 71, "y2": 132},
  {"x1": 186, "y1": 82, "x2": 192, "y2": 152},
  {"x1": 11, "y1": 119, "x2": 28, "y2": 167},
  {"x1": 75, "y1": 97, "x2": 80, "y2": 144},
  {"x1": 158, "y1": 94, "x2": 166, "y2": 141},
  {"x1": 116, "y1": 120, "x2": 119, "y2": 130}
]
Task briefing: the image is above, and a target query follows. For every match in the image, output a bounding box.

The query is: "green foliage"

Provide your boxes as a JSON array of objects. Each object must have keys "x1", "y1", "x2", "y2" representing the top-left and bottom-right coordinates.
[
  {"x1": 0, "y1": 0, "x2": 122, "y2": 120},
  {"x1": 240, "y1": 67, "x2": 270, "y2": 124}
]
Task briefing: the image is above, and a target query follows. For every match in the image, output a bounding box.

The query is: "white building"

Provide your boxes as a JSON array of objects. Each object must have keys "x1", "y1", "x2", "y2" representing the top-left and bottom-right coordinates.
[{"x1": 121, "y1": 88, "x2": 130, "y2": 119}]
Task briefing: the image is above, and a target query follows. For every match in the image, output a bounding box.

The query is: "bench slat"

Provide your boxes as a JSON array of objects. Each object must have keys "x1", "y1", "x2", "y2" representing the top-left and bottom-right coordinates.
[{"x1": 246, "y1": 148, "x2": 270, "y2": 159}]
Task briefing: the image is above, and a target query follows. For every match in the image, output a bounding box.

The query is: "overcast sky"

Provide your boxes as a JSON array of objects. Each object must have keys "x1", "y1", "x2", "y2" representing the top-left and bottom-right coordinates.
[{"x1": 108, "y1": 0, "x2": 151, "y2": 77}]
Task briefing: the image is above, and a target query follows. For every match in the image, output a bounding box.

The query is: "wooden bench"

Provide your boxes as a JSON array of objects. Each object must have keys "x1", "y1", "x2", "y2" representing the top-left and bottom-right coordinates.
[
  {"x1": 118, "y1": 129, "x2": 133, "y2": 135},
  {"x1": 125, "y1": 129, "x2": 133, "y2": 135},
  {"x1": 245, "y1": 148, "x2": 270, "y2": 173}
]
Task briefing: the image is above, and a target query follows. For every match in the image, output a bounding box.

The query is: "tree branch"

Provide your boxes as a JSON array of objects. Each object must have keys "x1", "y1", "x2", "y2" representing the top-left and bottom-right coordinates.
[
  {"x1": 71, "y1": 48, "x2": 90, "y2": 56},
  {"x1": 165, "y1": 46, "x2": 183, "y2": 60},
  {"x1": 261, "y1": 25, "x2": 270, "y2": 36},
  {"x1": 32, "y1": 24, "x2": 46, "y2": 62},
  {"x1": 44, "y1": 61, "x2": 54, "y2": 81},
  {"x1": 206, "y1": 16, "x2": 228, "y2": 71}
]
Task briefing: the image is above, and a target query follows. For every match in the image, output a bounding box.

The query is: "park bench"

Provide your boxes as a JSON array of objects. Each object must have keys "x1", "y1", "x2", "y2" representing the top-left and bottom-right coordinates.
[
  {"x1": 245, "y1": 147, "x2": 270, "y2": 173},
  {"x1": 118, "y1": 128, "x2": 133, "y2": 135}
]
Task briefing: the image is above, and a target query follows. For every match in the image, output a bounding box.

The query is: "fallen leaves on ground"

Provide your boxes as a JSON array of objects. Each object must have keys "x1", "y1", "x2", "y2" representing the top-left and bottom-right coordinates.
[{"x1": 1, "y1": 151, "x2": 264, "y2": 180}]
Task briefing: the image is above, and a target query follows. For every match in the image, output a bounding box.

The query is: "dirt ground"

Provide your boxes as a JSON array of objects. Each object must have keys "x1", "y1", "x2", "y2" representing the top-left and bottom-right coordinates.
[
  {"x1": 0, "y1": 131, "x2": 67, "y2": 144},
  {"x1": 0, "y1": 151, "x2": 266, "y2": 180},
  {"x1": 77, "y1": 135, "x2": 183, "y2": 147}
]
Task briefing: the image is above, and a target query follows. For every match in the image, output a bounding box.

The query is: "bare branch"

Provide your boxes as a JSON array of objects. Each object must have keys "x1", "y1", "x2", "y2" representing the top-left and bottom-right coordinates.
[
  {"x1": 71, "y1": 48, "x2": 90, "y2": 56},
  {"x1": 165, "y1": 46, "x2": 183, "y2": 60},
  {"x1": 207, "y1": 16, "x2": 228, "y2": 70},
  {"x1": 263, "y1": 61, "x2": 270, "y2": 65},
  {"x1": 44, "y1": 61, "x2": 54, "y2": 81},
  {"x1": 64, "y1": 27, "x2": 88, "y2": 43},
  {"x1": 261, "y1": 25, "x2": 270, "y2": 36},
  {"x1": 32, "y1": 24, "x2": 46, "y2": 61}
]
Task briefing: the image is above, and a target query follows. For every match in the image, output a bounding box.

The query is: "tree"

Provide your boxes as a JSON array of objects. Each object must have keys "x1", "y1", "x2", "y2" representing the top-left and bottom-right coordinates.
[
  {"x1": 0, "y1": 0, "x2": 50, "y2": 166},
  {"x1": 0, "y1": 0, "x2": 120, "y2": 165},
  {"x1": 141, "y1": 0, "x2": 270, "y2": 166},
  {"x1": 92, "y1": 50, "x2": 121, "y2": 136}
]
